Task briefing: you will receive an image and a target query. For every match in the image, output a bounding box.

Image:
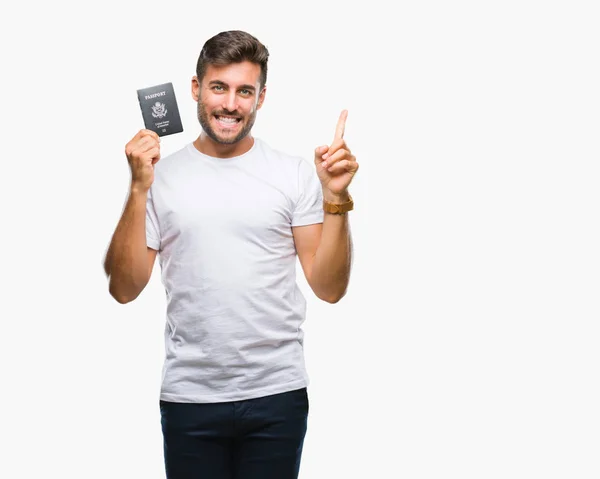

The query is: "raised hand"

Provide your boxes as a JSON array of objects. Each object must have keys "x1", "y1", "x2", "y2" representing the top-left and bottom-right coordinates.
[
  {"x1": 125, "y1": 129, "x2": 161, "y2": 192},
  {"x1": 314, "y1": 110, "x2": 359, "y2": 200}
]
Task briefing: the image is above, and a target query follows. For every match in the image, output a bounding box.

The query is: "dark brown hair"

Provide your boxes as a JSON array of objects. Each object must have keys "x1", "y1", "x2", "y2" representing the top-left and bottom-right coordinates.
[{"x1": 196, "y1": 30, "x2": 269, "y2": 89}]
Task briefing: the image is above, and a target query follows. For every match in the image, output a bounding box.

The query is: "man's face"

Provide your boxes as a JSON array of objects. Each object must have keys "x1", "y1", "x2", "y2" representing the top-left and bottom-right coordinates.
[{"x1": 193, "y1": 61, "x2": 266, "y2": 145}]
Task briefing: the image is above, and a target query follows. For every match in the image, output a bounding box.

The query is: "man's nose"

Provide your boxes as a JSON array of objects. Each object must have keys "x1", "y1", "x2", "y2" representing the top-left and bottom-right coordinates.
[{"x1": 222, "y1": 92, "x2": 238, "y2": 113}]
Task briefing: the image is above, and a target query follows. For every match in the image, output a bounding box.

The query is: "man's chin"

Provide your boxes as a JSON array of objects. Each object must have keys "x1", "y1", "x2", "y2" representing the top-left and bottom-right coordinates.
[
  {"x1": 207, "y1": 130, "x2": 244, "y2": 145},
  {"x1": 214, "y1": 136, "x2": 239, "y2": 145}
]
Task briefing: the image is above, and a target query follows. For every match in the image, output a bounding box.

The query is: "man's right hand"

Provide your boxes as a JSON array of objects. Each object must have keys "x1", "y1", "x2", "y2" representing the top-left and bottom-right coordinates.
[{"x1": 125, "y1": 129, "x2": 161, "y2": 192}]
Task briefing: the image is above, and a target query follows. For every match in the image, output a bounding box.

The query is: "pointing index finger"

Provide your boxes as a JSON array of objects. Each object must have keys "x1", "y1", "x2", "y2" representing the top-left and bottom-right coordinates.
[{"x1": 334, "y1": 109, "x2": 348, "y2": 141}]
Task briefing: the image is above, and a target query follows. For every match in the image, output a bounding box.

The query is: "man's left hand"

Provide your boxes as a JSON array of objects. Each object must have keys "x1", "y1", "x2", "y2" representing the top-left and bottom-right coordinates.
[{"x1": 314, "y1": 110, "x2": 359, "y2": 201}]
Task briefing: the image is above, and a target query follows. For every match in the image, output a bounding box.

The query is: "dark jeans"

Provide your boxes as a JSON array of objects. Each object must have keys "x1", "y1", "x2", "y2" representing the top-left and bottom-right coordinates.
[{"x1": 160, "y1": 387, "x2": 309, "y2": 479}]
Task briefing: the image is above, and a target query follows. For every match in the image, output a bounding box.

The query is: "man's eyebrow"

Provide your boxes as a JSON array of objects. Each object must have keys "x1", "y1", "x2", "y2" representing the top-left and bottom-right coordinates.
[{"x1": 208, "y1": 80, "x2": 256, "y2": 91}]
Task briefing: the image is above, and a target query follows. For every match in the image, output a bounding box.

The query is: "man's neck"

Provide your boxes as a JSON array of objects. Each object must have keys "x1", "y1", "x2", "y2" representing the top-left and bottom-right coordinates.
[{"x1": 193, "y1": 133, "x2": 254, "y2": 159}]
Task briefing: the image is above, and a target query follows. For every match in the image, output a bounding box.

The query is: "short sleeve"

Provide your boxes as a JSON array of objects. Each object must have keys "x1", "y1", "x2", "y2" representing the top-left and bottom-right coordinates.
[
  {"x1": 291, "y1": 159, "x2": 324, "y2": 227},
  {"x1": 146, "y1": 187, "x2": 161, "y2": 251}
]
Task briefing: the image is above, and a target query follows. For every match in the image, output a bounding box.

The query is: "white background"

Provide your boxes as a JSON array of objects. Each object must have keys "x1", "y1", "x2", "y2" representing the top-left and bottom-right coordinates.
[{"x1": 2, "y1": 0, "x2": 599, "y2": 477}]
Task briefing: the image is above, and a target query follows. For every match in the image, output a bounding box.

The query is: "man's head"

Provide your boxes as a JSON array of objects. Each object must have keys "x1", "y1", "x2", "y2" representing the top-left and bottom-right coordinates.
[{"x1": 192, "y1": 30, "x2": 269, "y2": 145}]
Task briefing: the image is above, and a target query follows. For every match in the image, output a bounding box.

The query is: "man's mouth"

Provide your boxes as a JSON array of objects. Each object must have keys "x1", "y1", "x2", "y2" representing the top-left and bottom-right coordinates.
[{"x1": 214, "y1": 115, "x2": 242, "y2": 129}]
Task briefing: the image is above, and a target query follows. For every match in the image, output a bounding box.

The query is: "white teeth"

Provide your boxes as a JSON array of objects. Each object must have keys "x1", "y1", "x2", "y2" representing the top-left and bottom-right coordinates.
[{"x1": 217, "y1": 116, "x2": 238, "y2": 123}]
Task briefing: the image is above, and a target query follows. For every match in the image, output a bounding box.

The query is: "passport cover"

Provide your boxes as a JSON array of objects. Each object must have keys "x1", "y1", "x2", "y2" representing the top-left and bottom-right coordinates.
[{"x1": 136, "y1": 82, "x2": 183, "y2": 137}]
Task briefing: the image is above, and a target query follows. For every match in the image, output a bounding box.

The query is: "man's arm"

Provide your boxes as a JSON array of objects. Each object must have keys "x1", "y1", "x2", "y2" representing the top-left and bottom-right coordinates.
[
  {"x1": 104, "y1": 129, "x2": 161, "y2": 304},
  {"x1": 293, "y1": 207, "x2": 352, "y2": 303},
  {"x1": 293, "y1": 109, "x2": 359, "y2": 303},
  {"x1": 104, "y1": 187, "x2": 158, "y2": 303}
]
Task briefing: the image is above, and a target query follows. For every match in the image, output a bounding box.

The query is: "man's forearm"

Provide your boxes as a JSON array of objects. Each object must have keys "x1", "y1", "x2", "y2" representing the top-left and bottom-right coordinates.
[
  {"x1": 310, "y1": 210, "x2": 353, "y2": 304},
  {"x1": 104, "y1": 187, "x2": 150, "y2": 303}
]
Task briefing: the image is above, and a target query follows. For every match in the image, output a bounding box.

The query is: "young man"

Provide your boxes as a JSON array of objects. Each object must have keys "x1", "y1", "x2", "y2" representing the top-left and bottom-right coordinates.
[{"x1": 103, "y1": 30, "x2": 359, "y2": 479}]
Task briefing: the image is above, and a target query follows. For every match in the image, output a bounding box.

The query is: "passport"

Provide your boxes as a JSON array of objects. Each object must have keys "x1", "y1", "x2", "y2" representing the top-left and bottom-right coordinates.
[{"x1": 136, "y1": 82, "x2": 183, "y2": 137}]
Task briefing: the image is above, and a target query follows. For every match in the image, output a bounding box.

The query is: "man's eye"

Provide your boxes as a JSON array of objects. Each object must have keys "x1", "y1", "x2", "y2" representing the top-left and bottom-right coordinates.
[
  {"x1": 212, "y1": 85, "x2": 224, "y2": 91},
  {"x1": 240, "y1": 89, "x2": 252, "y2": 96}
]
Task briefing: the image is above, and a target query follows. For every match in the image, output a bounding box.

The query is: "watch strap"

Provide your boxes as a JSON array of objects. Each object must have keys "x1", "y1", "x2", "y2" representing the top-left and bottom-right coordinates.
[{"x1": 323, "y1": 194, "x2": 354, "y2": 214}]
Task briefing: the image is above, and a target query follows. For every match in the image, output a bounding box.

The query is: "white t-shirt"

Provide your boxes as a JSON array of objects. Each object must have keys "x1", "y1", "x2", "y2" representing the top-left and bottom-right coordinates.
[{"x1": 146, "y1": 137, "x2": 324, "y2": 403}]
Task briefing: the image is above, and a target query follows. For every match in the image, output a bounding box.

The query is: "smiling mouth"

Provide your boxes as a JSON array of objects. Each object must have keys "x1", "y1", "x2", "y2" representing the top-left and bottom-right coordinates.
[{"x1": 214, "y1": 115, "x2": 242, "y2": 128}]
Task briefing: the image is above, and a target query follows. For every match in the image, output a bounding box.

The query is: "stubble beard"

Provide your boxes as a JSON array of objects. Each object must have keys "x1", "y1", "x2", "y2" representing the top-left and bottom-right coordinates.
[{"x1": 197, "y1": 100, "x2": 257, "y2": 145}]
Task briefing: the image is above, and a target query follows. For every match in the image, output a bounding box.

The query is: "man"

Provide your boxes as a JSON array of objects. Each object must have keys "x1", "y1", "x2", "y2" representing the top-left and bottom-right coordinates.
[{"x1": 103, "y1": 30, "x2": 358, "y2": 479}]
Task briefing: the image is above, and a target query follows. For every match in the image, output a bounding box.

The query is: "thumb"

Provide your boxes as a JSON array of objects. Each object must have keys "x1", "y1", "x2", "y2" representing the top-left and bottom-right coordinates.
[{"x1": 314, "y1": 145, "x2": 328, "y2": 163}]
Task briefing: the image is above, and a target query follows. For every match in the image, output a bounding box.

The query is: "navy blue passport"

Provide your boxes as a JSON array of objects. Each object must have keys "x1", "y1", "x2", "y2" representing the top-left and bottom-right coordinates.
[{"x1": 137, "y1": 82, "x2": 183, "y2": 137}]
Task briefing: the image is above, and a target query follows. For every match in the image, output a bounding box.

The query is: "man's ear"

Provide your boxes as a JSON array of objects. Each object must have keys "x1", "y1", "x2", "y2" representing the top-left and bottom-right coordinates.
[
  {"x1": 256, "y1": 86, "x2": 267, "y2": 110},
  {"x1": 191, "y1": 76, "x2": 200, "y2": 101}
]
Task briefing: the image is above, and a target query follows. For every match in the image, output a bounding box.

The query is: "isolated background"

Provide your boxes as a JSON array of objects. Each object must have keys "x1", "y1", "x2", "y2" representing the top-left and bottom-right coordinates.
[{"x1": 2, "y1": 0, "x2": 599, "y2": 477}]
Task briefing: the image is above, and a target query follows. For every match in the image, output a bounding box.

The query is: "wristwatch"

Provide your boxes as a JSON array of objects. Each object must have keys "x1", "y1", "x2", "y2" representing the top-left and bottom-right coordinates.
[{"x1": 323, "y1": 194, "x2": 354, "y2": 215}]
